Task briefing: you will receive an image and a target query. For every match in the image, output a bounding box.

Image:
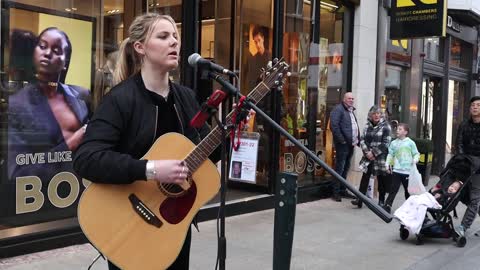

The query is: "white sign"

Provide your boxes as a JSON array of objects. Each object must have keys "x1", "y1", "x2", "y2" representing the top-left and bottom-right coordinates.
[
  {"x1": 229, "y1": 132, "x2": 260, "y2": 183},
  {"x1": 448, "y1": 0, "x2": 480, "y2": 17}
]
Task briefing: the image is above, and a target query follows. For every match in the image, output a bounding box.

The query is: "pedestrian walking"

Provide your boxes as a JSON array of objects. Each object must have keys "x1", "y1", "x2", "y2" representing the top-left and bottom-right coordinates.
[
  {"x1": 454, "y1": 96, "x2": 480, "y2": 237},
  {"x1": 384, "y1": 123, "x2": 420, "y2": 213},
  {"x1": 329, "y1": 92, "x2": 360, "y2": 202},
  {"x1": 351, "y1": 105, "x2": 391, "y2": 208}
]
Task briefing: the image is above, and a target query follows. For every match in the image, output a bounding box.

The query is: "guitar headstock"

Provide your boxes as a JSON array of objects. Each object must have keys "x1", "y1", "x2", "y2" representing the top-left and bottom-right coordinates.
[{"x1": 259, "y1": 58, "x2": 290, "y2": 92}]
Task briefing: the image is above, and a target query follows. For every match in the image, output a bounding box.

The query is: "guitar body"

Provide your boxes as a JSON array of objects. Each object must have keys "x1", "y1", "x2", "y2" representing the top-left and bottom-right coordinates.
[{"x1": 78, "y1": 133, "x2": 220, "y2": 270}]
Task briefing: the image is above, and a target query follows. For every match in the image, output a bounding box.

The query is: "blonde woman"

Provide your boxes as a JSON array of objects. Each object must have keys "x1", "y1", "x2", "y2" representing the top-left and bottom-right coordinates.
[{"x1": 73, "y1": 13, "x2": 220, "y2": 270}]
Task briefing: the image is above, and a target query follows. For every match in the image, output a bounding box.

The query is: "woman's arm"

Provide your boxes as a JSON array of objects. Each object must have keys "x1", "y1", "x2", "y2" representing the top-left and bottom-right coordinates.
[{"x1": 73, "y1": 93, "x2": 147, "y2": 184}]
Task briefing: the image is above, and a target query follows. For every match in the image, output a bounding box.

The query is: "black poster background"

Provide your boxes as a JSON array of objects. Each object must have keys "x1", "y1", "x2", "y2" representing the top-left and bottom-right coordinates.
[{"x1": 390, "y1": 0, "x2": 447, "y2": 39}]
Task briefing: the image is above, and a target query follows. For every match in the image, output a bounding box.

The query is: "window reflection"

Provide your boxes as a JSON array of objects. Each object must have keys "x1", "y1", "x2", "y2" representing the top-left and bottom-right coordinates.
[
  {"x1": 280, "y1": 0, "x2": 346, "y2": 185},
  {"x1": 424, "y1": 37, "x2": 443, "y2": 62}
]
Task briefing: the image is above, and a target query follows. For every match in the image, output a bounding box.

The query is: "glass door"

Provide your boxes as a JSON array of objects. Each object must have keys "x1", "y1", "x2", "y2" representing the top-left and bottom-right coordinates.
[
  {"x1": 446, "y1": 80, "x2": 466, "y2": 162},
  {"x1": 420, "y1": 77, "x2": 438, "y2": 140}
]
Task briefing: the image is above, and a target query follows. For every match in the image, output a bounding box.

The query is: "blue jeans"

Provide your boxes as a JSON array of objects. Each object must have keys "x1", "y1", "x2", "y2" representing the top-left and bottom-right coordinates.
[{"x1": 333, "y1": 143, "x2": 354, "y2": 194}]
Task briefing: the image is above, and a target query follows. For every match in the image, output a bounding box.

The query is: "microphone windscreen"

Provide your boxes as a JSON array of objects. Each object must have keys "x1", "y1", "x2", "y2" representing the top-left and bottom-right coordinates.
[{"x1": 187, "y1": 53, "x2": 201, "y2": 66}]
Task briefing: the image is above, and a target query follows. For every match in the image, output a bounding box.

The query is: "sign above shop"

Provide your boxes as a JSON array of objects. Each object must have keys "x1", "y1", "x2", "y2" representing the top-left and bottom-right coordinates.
[
  {"x1": 447, "y1": 16, "x2": 461, "y2": 32},
  {"x1": 390, "y1": 0, "x2": 447, "y2": 39}
]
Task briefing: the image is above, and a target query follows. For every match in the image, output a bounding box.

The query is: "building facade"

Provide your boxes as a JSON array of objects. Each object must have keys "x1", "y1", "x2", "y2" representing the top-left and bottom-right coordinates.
[
  {"x1": 0, "y1": 0, "x2": 362, "y2": 257},
  {"x1": 2, "y1": 0, "x2": 478, "y2": 258}
]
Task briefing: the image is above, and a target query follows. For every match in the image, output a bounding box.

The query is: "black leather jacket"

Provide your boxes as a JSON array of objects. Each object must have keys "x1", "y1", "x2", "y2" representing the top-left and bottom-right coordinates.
[
  {"x1": 456, "y1": 118, "x2": 480, "y2": 157},
  {"x1": 73, "y1": 73, "x2": 219, "y2": 184}
]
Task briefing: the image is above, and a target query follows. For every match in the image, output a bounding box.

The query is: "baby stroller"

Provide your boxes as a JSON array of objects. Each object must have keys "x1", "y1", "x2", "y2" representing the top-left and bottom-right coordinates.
[{"x1": 398, "y1": 154, "x2": 480, "y2": 247}]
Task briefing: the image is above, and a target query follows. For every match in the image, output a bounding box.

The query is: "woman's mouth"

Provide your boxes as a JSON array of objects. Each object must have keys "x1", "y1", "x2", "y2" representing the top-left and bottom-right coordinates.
[{"x1": 39, "y1": 60, "x2": 51, "y2": 66}]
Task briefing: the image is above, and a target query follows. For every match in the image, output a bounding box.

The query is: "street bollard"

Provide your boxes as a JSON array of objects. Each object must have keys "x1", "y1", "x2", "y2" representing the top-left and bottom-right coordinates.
[{"x1": 273, "y1": 172, "x2": 298, "y2": 270}]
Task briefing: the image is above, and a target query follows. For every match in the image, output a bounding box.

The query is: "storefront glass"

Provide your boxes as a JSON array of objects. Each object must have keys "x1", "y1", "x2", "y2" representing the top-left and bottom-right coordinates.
[
  {"x1": 384, "y1": 65, "x2": 406, "y2": 124},
  {"x1": 0, "y1": 0, "x2": 127, "y2": 231},
  {"x1": 446, "y1": 80, "x2": 465, "y2": 162},
  {"x1": 450, "y1": 37, "x2": 472, "y2": 69},
  {"x1": 279, "y1": 0, "x2": 346, "y2": 186},
  {"x1": 424, "y1": 37, "x2": 443, "y2": 62}
]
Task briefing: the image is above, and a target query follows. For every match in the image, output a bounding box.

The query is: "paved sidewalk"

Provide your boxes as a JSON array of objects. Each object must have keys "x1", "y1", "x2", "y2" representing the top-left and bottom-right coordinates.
[{"x1": 1, "y1": 188, "x2": 480, "y2": 270}]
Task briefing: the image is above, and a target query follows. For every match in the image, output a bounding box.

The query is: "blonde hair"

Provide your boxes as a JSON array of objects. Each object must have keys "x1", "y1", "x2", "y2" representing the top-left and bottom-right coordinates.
[{"x1": 113, "y1": 13, "x2": 179, "y2": 85}]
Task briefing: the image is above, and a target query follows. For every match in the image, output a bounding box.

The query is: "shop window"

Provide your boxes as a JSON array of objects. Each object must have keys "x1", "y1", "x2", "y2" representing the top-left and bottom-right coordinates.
[
  {"x1": 423, "y1": 37, "x2": 443, "y2": 62},
  {"x1": 0, "y1": 0, "x2": 125, "y2": 232},
  {"x1": 446, "y1": 80, "x2": 465, "y2": 162},
  {"x1": 450, "y1": 37, "x2": 472, "y2": 69},
  {"x1": 384, "y1": 65, "x2": 405, "y2": 124},
  {"x1": 280, "y1": 0, "x2": 347, "y2": 186}
]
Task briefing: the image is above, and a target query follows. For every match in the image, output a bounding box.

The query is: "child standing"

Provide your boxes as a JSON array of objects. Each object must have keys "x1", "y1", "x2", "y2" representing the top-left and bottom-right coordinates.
[{"x1": 384, "y1": 123, "x2": 420, "y2": 213}]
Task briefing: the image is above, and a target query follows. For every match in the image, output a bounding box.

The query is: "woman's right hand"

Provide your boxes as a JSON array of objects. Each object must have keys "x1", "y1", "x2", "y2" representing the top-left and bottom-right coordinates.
[{"x1": 151, "y1": 160, "x2": 189, "y2": 184}]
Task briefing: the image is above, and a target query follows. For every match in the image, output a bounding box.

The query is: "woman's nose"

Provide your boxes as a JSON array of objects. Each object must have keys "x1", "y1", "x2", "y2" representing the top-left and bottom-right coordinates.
[{"x1": 42, "y1": 48, "x2": 52, "y2": 57}]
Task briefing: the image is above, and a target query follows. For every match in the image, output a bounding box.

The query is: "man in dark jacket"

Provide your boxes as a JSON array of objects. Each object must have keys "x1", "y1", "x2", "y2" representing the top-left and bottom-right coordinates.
[
  {"x1": 455, "y1": 96, "x2": 480, "y2": 237},
  {"x1": 329, "y1": 92, "x2": 360, "y2": 201}
]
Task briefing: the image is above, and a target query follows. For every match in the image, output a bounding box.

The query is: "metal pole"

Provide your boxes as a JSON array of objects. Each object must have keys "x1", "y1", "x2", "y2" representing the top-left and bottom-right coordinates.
[{"x1": 273, "y1": 172, "x2": 298, "y2": 270}]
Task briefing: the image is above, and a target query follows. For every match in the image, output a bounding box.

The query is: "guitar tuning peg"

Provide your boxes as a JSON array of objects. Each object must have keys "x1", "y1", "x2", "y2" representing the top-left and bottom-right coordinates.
[
  {"x1": 286, "y1": 72, "x2": 292, "y2": 77},
  {"x1": 267, "y1": 61, "x2": 273, "y2": 69},
  {"x1": 274, "y1": 80, "x2": 280, "y2": 85},
  {"x1": 277, "y1": 86, "x2": 283, "y2": 91},
  {"x1": 273, "y1": 58, "x2": 279, "y2": 64}
]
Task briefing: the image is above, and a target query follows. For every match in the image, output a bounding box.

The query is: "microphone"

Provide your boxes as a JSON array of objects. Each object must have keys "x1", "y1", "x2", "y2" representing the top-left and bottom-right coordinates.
[
  {"x1": 188, "y1": 53, "x2": 236, "y2": 77},
  {"x1": 190, "y1": 89, "x2": 228, "y2": 128}
]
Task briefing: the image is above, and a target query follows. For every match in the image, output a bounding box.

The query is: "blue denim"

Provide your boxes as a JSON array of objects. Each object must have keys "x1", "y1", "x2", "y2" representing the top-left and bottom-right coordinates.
[{"x1": 333, "y1": 143, "x2": 354, "y2": 194}]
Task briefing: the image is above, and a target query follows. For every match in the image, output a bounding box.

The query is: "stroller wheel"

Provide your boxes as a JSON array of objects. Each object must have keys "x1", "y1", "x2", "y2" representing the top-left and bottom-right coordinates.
[
  {"x1": 456, "y1": 236, "x2": 466, "y2": 248},
  {"x1": 400, "y1": 226, "x2": 409, "y2": 240}
]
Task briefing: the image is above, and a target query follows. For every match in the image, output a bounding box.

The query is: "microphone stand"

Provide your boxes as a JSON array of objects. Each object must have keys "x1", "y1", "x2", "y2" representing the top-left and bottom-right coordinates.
[
  {"x1": 201, "y1": 71, "x2": 234, "y2": 270},
  {"x1": 209, "y1": 72, "x2": 393, "y2": 224}
]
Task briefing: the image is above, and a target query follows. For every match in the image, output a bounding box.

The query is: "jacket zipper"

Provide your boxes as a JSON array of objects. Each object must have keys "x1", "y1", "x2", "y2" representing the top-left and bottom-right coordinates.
[
  {"x1": 152, "y1": 106, "x2": 158, "y2": 144},
  {"x1": 173, "y1": 104, "x2": 185, "y2": 134}
]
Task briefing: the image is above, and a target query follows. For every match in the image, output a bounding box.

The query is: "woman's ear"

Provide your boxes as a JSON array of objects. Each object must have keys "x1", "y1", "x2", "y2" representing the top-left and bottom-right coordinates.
[{"x1": 133, "y1": 41, "x2": 145, "y2": 56}]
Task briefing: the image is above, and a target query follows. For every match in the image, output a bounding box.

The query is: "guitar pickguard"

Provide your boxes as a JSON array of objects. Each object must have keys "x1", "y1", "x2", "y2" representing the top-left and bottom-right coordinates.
[{"x1": 159, "y1": 180, "x2": 197, "y2": 224}]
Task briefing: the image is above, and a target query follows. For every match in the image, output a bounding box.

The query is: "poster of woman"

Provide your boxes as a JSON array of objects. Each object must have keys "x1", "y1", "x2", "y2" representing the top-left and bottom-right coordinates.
[{"x1": 1, "y1": 6, "x2": 94, "y2": 227}]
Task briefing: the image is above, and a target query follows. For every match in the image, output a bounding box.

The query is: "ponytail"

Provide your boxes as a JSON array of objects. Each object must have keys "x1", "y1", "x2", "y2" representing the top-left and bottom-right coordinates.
[{"x1": 113, "y1": 37, "x2": 141, "y2": 85}]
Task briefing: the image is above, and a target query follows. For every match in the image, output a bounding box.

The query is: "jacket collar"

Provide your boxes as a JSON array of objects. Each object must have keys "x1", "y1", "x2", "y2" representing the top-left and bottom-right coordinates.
[{"x1": 341, "y1": 102, "x2": 356, "y2": 111}]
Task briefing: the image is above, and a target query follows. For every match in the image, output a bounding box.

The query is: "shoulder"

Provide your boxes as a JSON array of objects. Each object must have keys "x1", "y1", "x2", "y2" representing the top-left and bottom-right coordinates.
[
  {"x1": 331, "y1": 104, "x2": 344, "y2": 114},
  {"x1": 64, "y1": 84, "x2": 90, "y2": 100}
]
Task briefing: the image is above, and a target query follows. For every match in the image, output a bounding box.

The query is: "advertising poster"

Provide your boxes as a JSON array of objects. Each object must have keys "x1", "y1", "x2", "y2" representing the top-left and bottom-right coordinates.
[
  {"x1": 0, "y1": 5, "x2": 94, "y2": 228},
  {"x1": 241, "y1": 24, "x2": 273, "y2": 94}
]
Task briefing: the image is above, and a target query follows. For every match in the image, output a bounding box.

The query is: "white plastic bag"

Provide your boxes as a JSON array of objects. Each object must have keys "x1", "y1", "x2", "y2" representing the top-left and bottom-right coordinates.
[
  {"x1": 407, "y1": 166, "x2": 426, "y2": 195},
  {"x1": 367, "y1": 176, "x2": 374, "y2": 199}
]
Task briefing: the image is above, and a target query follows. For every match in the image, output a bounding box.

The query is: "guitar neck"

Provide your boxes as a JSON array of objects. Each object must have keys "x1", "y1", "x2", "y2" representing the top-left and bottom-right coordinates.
[{"x1": 184, "y1": 82, "x2": 271, "y2": 172}]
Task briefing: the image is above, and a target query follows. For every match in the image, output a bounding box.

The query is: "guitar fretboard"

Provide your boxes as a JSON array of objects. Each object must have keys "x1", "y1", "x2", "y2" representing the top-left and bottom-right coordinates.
[{"x1": 184, "y1": 82, "x2": 271, "y2": 172}]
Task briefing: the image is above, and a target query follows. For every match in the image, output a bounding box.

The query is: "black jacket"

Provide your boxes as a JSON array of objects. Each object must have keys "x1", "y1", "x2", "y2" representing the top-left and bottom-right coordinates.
[
  {"x1": 73, "y1": 73, "x2": 219, "y2": 184},
  {"x1": 456, "y1": 118, "x2": 480, "y2": 157}
]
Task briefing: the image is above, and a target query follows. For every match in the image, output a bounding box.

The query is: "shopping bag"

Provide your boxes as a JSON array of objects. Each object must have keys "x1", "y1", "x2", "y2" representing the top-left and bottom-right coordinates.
[
  {"x1": 407, "y1": 166, "x2": 426, "y2": 195},
  {"x1": 367, "y1": 176, "x2": 374, "y2": 199}
]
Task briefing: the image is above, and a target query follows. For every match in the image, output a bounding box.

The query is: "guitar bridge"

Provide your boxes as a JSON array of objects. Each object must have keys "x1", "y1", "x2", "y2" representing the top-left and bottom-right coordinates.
[{"x1": 128, "y1": 194, "x2": 163, "y2": 228}]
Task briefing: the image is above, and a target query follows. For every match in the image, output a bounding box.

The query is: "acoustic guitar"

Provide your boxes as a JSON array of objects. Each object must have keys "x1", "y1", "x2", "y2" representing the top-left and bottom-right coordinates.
[{"x1": 77, "y1": 59, "x2": 289, "y2": 270}]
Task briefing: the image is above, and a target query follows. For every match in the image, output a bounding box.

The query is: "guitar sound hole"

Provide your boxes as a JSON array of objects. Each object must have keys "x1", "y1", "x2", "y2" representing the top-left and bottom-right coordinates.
[{"x1": 163, "y1": 183, "x2": 184, "y2": 194}]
